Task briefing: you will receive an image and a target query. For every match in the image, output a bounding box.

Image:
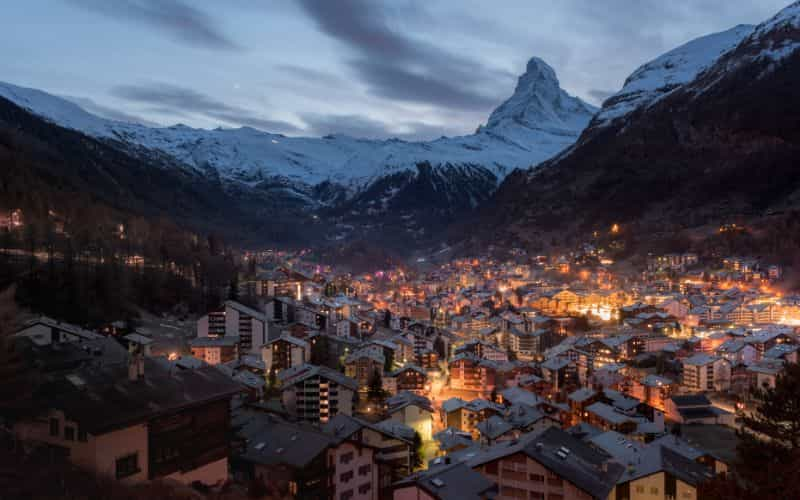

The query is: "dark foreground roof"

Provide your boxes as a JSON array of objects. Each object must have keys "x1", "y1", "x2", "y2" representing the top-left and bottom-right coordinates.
[
  {"x1": 394, "y1": 462, "x2": 497, "y2": 500},
  {"x1": 34, "y1": 358, "x2": 243, "y2": 434}
]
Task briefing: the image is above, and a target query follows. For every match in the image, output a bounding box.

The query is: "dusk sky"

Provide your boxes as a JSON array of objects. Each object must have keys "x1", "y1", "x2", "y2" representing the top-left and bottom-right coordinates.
[{"x1": 1, "y1": 0, "x2": 788, "y2": 140}]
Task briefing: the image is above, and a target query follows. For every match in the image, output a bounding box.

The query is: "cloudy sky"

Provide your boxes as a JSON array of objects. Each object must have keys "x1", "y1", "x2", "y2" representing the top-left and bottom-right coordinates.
[{"x1": 1, "y1": 0, "x2": 789, "y2": 139}]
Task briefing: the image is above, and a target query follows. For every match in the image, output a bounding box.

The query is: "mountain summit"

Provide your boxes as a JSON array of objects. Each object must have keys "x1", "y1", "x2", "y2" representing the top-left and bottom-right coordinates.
[{"x1": 484, "y1": 57, "x2": 597, "y2": 141}]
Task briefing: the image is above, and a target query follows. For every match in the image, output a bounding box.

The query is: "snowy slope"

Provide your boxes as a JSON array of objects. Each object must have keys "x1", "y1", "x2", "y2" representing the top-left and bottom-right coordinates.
[
  {"x1": 591, "y1": 24, "x2": 754, "y2": 126},
  {"x1": 0, "y1": 57, "x2": 595, "y2": 195},
  {"x1": 698, "y1": 1, "x2": 800, "y2": 88}
]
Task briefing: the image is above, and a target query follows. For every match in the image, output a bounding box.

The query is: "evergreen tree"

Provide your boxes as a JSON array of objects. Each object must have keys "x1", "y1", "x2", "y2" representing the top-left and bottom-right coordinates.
[
  {"x1": 700, "y1": 363, "x2": 800, "y2": 498},
  {"x1": 411, "y1": 431, "x2": 424, "y2": 470},
  {"x1": 367, "y1": 368, "x2": 384, "y2": 401},
  {"x1": 0, "y1": 285, "x2": 38, "y2": 418},
  {"x1": 228, "y1": 273, "x2": 239, "y2": 301}
]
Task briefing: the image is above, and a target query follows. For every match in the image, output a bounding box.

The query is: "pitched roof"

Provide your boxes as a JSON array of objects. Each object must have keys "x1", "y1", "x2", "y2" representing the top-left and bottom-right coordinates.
[
  {"x1": 277, "y1": 363, "x2": 358, "y2": 391},
  {"x1": 469, "y1": 427, "x2": 624, "y2": 498},
  {"x1": 237, "y1": 413, "x2": 334, "y2": 468},
  {"x1": 35, "y1": 358, "x2": 243, "y2": 435},
  {"x1": 395, "y1": 462, "x2": 497, "y2": 500}
]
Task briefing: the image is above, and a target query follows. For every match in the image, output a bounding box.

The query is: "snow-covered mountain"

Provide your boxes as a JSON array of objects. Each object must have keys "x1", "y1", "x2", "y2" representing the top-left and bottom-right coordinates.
[
  {"x1": 0, "y1": 57, "x2": 595, "y2": 202},
  {"x1": 590, "y1": 24, "x2": 754, "y2": 127},
  {"x1": 484, "y1": 1, "x2": 800, "y2": 248}
]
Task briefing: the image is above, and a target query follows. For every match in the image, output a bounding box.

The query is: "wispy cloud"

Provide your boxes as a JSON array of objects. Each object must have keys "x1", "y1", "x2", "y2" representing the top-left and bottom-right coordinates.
[
  {"x1": 297, "y1": 0, "x2": 510, "y2": 113},
  {"x1": 587, "y1": 89, "x2": 616, "y2": 105},
  {"x1": 64, "y1": 0, "x2": 240, "y2": 51},
  {"x1": 111, "y1": 82, "x2": 301, "y2": 133},
  {"x1": 300, "y1": 112, "x2": 464, "y2": 141},
  {"x1": 64, "y1": 95, "x2": 162, "y2": 126}
]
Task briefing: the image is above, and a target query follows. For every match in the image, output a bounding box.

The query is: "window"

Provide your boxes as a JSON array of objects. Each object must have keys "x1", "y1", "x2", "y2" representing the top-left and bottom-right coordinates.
[
  {"x1": 340, "y1": 471, "x2": 354, "y2": 483},
  {"x1": 485, "y1": 461, "x2": 499, "y2": 475},
  {"x1": 49, "y1": 418, "x2": 59, "y2": 437},
  {"x1": 78, "y1": 428, "x2": 88, "y2": 442},
  {"x1": 115, "y1": 453, "x2": 139, "y2": 479},
  {"x1": 650, "y1": 487, "x2": 659, "y2": 495},
  {"x1": 635, "y1": 485, "x2": 645, "y2": 493},
  {"x1": 546, "y1": 472, "x2": 563, "y2": 487},
  {"x1": 547, "y1": 495, "x2": 563, "y2": 500},
  {"x1": 500, "y1": 486, "x2": 527, "y2": 498},
  {"x1": 358, "y1": 464, "x2": 371, "y2": 476},
  {"x1": 64, "y1": 426, "x2": 75, "y2": 441},
  {"x1": 358, "y1": 483, "x2": 372, "y2": 494},
  {"x1": 340, "y1": 452, "x2": 354, "y2": 464},
  {"x1": 288, "y1": 482, "x2": 298, "y2": 496},
  {"x1": 339, "y1": 490, "x2": 353, "y2": 500},
  {"x1": 529, "y1": 473, "x2": 545, "y2": 482}
]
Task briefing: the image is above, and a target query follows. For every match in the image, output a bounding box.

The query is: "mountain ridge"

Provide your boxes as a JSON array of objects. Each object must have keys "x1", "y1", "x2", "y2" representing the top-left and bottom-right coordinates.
[{"x1": 475, "y1": 1, "x2": 800, "y2": 252}]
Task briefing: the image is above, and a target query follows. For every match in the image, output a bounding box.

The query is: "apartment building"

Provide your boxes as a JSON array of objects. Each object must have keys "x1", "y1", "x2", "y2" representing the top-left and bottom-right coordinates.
[{"x1": 278, "y1": 364, "x2": 358, "y2": 424}]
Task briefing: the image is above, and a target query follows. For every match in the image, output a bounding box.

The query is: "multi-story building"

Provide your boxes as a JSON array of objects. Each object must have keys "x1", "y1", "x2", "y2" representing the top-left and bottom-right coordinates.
[
  {"x1": 189, "y1": 336, "x2": 239, "y2": 365},
  {"x1": 196, "y1": 300, "x2": 268, "y2": 354},
  {"x1": 235, "y1": 412, "x2": 378, "y2": 500},
  {"x1": 681, "y1": 354, "x2": 731, "y2": 392},
  {"x1": 388, "y1": 364, "x2": 428, "y2": 394},
  {"x1": 442, "y1": 398, "x2": 504, "y2": 438},
  {"x1": 262, "y1": 334, "x2": 311, "y2": 373},
  {"x1": 449, "y1": 353, "x2": 497, "y2": 394},
  {"x1": 344, "y1": 348, "x2": 385, "y2": 391},
  {"x1": 629, "y1": 375, "x2": 675, "y2": 412},
  {"x1": 278, "y1": 364, "x2": 358, "y2": 424},
  {"x1": 324, "y1": 414, "x2": 414, "y2": 496}
]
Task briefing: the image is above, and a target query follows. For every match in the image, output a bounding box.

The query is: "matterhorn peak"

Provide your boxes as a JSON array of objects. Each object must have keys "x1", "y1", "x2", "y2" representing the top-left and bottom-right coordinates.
[
  {"x1": 521, "y1": 57, "x2": 560, "y2": 86},
  {"x1": 483, "y1": 57, "x2": 596, "y2": 138}
]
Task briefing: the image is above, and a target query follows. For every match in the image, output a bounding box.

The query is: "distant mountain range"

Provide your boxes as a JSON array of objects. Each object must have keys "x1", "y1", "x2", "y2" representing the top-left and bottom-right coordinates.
[
  {"x1": 0, "y1": 56, "x2": 598, "y2": 247},
  {"x1": 2, "y1": 2, "x2": 798, "y2": 253}
]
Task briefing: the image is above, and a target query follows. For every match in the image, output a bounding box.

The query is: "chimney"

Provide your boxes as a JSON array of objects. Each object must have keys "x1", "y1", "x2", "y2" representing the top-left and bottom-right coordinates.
[
  {"x1": 128, "y1": 357, "x2": 139, "y2": 381},
  {"x1": 128, "y1": 343, "x2": 144, "y2": 381}
]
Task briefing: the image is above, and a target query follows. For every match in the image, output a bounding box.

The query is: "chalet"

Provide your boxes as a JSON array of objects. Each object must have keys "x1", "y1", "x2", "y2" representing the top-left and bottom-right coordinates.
[
  {"x1": 344, "y1": 348, "x2": 385, "y2": 391},
  {"x1": 386, "y1": 392, "x2": 435, "y2": 442},
  {"x1": 747, "y1": 358, "x2": 785, "y2": 389},
  {"x1": 455, "y1": 339, "x2": 508, "y2": 362},
  {"x1": 449, "y1": 353, "x2": 498, "y2": 394},
  {"x1": 468, "y1": 427, "x2": 623, "y2": 500},
  {"x1": 629, "y1": 375, "x2": 675, "y2": 412},
  {"x1": 15, "y1": 316, "x2": 103, "y2": 346},
  {"x1": 324, "y1": 414, "x2": 414, "y2": 493},
  {"x1": 189, "y1": 335, "x2": 239, "y2": 365},
  {"x1": 540, "y1": 356, "x2": 577, "y2": 394},
  {"x1": 262, "y1": 333, "x2": 311, "y2": 373},
  {"x1": 233, "y1": 412, "x2": 379, "y2": 500},
  {"x1": 387, "y1": 364, "x2": 428, "y2": 394},
  {"x1": 589, "y1": 430, "x2": 714, "y2": 500},
  {"x1": 442, "y1": 398, "x2": 503, "y2": 438},
  {"x1": 665, "y1": 395, "x2": 734, "y2": 426},
  {"x1": 14, "y1": 339, "x2": 242, "y2": 486},
  {"x1": 393, "y1": 462, "x2": 496, "y2": 500},
  {"x1": 252, "y1": 267, "x2": 307, "y2": 299}
]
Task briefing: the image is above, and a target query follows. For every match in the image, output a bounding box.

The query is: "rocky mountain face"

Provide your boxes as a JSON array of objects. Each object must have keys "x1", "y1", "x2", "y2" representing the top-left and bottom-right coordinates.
[
  {"x1": 0, "y1": 58, "x2": 595, "y2": 249},
  {"x1": 478, "y1": 1, "x2": 800, "y2": 251}
]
